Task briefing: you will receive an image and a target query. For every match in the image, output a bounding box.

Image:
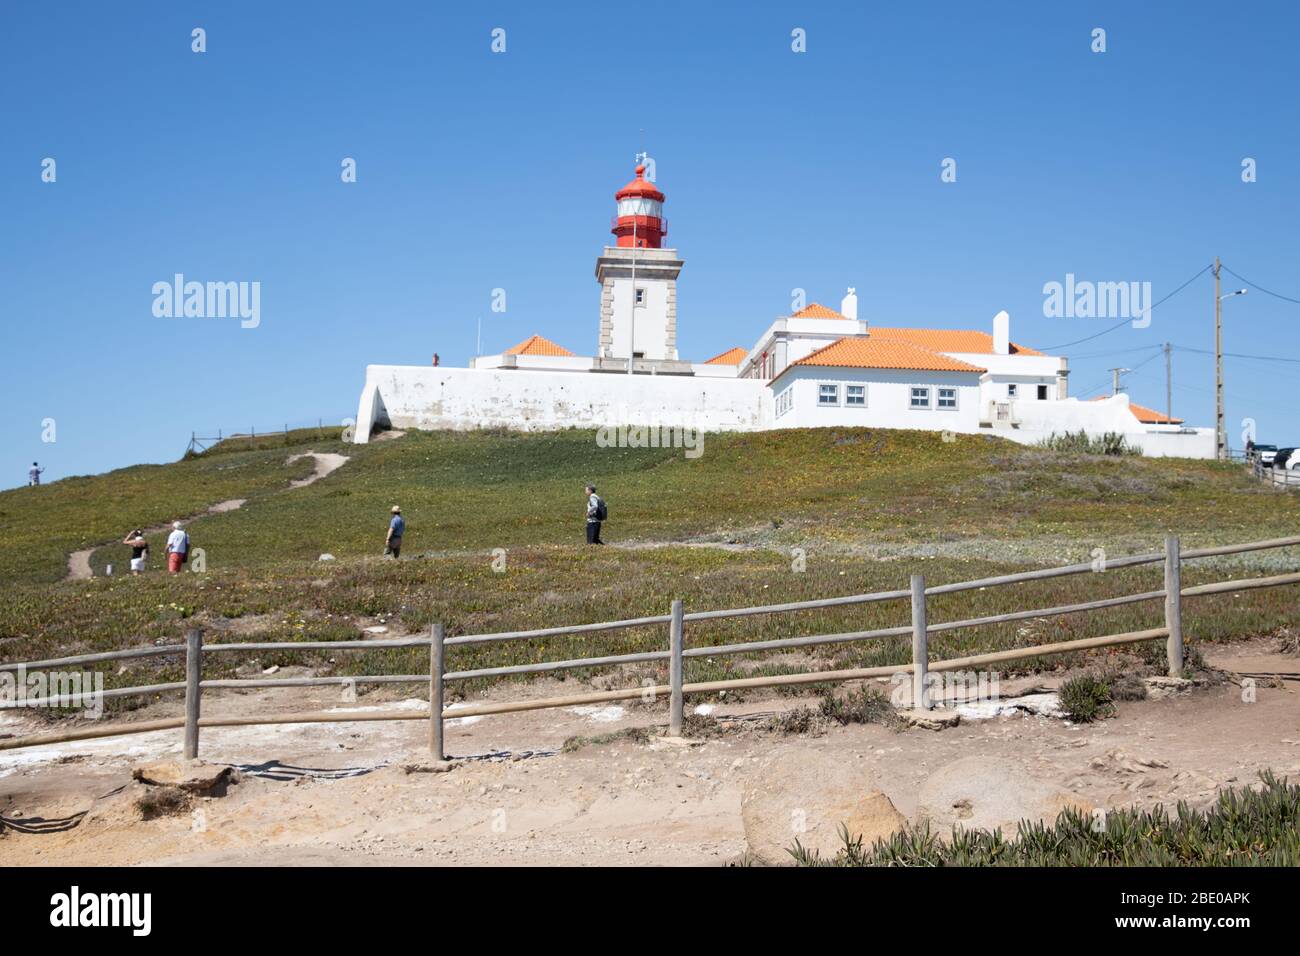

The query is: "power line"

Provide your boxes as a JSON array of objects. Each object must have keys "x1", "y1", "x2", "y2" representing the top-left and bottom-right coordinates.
[
  {"x1": 1220, "y1": 264, "x2": 1300, "y2": 306},
  {"x1": 1041, "y1": 263, "x2": 1213, "y2": 351},
  {"x1": 1070, "y1": 344, "x2": 1164, "y2": 360},
  {"x1": 1172, "y1": 345, "x2": 1300, "y2": 365}
]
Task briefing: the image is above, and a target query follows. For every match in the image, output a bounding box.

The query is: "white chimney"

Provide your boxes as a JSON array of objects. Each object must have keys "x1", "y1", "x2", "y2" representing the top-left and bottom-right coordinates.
[
  {"x1": 992, "y1": 310, "x2": 1010, "y2": 355},
  {"x1": 841, "y1": 287, "x2": 858, "y2": 321}
]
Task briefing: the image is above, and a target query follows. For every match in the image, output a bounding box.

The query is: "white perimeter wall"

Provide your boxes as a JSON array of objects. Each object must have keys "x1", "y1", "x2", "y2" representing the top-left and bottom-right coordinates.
[
  {"x1": 354, "y1": 365, "x2": 1215, "y2": 458},
  {"x1": 999, "y1": 395, "x2": 1216, "y2": 458},
  {"x1": 355, "y1": 365, "x2": 766, "y2": 440}
]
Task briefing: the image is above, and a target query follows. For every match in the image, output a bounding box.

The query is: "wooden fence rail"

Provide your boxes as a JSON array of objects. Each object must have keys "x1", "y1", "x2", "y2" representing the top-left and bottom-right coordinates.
[{"x1": 2, "y1": 534, "x2": 1299, "y2": 758}]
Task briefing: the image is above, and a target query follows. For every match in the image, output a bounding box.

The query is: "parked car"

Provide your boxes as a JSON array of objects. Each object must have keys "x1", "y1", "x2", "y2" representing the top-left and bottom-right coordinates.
[
  {"x1": 1272, "y1": 447, "x2": 1298, "y2": 470},
  {"x1": 1253, "y1": 443, "x2": 1278, "y2": 466}
]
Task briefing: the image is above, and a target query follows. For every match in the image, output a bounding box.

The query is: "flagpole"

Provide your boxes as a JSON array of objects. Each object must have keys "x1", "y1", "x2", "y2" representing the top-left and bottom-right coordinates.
[{"x1": 628, "y1": 214, "x2": 637, "y2": 375}]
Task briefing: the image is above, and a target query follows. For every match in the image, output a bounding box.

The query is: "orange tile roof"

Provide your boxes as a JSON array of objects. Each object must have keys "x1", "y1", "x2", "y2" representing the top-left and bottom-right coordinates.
[
  {"x1": 504, "y1": 334, "x2": 576, "y2": 357},
  {"x1": 787, "y1": 336, "x2": 986, "y2": 375},
  {"x1": 703, "y1": 346, "x2": 746, "y2": 366},
  {"x1": 869, "y1": 327, "x2": 1043, "y2": 356},
  {"x1": 1090, "y1": 397, "x2": 1183, "y2": 425},
  {"x1": 792, "y1": 303, "x2": 849, "y2": 320}
]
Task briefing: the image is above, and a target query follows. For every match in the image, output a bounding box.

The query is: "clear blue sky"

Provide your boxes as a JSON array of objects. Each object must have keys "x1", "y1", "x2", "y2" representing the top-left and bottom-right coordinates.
[{"x1": 3, "y1": 0, "x2": 1298, "y2": 488}]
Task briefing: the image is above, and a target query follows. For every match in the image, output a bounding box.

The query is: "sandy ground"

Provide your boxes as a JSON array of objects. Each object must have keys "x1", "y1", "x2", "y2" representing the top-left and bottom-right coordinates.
[
  {"x1": 285, "y1": 452, "x2": 350, "y2": 488},
  {"x1": 1, "y1": 639, "x2": 1297, "y2": 866},
  {"x1": 65, "y1": 452, "x2": 349, "y2": 580}
]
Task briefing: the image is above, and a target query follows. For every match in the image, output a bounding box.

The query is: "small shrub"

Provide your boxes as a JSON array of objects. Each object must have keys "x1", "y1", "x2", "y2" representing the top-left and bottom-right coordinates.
[
  {"x1": 1037, "y1": 430, "x2": 1139, "y2": 456},
  {"x1": 769, "y1": 706, "x2": 822, "y2": 735},
  {"x1": 1108, "y1": 672, "x2": 1149, "y2": 702},
  {"x1": 561, "y1": 725, "x2": 651, "y2": 753},
  {"x1": 1058, "y1": 674, "x2": 1115, "y2": 722},
  {"x1": 819, "y1": 686, "x2": 900, "y2": 728},
  {"x1": 135, "y1": 786, "x2": 191, "y2": 820}
]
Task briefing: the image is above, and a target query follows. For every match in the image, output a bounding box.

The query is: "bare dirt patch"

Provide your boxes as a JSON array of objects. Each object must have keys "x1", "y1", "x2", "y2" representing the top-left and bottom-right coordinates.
[{"x1": 1, "y1": 640, "x2": 1297, "y2": 866}]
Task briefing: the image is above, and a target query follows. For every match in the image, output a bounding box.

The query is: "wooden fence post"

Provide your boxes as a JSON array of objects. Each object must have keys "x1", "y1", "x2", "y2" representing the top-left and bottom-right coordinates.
[
  {"x1": 669, "y1": 599, "x2": 684, "y2": 736},
  {"x1": 910, "y1": 575, "x2": 929, "y2": 710},
  {"x1": 429, "y1": 622, "x2": 445, "y2": 760},
  {"x1": 183, "y1": 628, "x2": 202, "y2": 759},
  {"x1": 1164, "y1": 534, "x2": 1184, "y2": 678}
]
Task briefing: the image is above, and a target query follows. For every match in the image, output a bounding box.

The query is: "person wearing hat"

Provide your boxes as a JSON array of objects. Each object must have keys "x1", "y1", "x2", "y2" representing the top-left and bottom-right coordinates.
[
  {"x1": 385, "y1": 506, "x2": 405, "y2": 558},
  {"x1": 584, "y1": 484, "x2": 606, "y2": 545},
  {"x1": 123, "y1": 529, "x2": 149, "y2": 575},
  {"x1": 165, "y1": 521, "x2": 189, "y2": 574}
]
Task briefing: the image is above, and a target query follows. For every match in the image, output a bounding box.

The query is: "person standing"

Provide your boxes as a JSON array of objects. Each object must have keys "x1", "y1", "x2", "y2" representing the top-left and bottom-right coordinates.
[
  {"x1": 585, "y1": 484, "x2": 606, "y2": 545},
  {"x1": 385, "y1": 506, "x2": 405, "y2": 558},
  {"x1": 165, "y1": 521, "x2": 189, "y2": 574},
  {"x1": 123, "y1": 529, "x2": 149, "y2": 575},
  {"x1": 28, "y1": 462, "x2": 43, "y2": 486}
]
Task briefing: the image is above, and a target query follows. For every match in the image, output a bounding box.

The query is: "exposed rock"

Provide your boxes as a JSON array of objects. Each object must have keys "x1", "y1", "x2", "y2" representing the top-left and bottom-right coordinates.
[
  {"x1": 401, "y1": 759, "x2": 456, "y2": 774},
  {"x1": 901, "y1": 708, "x2": 961, "y2": 730},
  {"x1": 1144, "y1": 676, "x2": 1193, "y2": 700},
  {"x1": 318, "y1": 553, "x2": 336, "y2": 562},
  {"x1": 1089, "y1": 748, "x2": 1170, "y2": 774},
  {"x1": 132, "y1": 759, "x2": 233, "y2": 794},
  {"x1": 916, "y1": 755, "x2": 1094, "y2": 835},
  {"x1": 741, "y1": 748, "x2": 906, "y2": 865}
]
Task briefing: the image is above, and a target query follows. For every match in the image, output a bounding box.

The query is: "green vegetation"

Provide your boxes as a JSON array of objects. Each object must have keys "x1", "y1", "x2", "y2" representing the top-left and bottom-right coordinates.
[
  {"x1": 792, "y1": 772, "x2": 1300, "y2": 866},
  {"x1": 1058, "y1": 674, "x2": 1117, "y2": 722},
  {"x1": 0, "y1": 428, "x2": 335, "y2": 583},
  {"x1": 1, "y1": 426, "x2": 1297, "y2": 713},
  {"x1": 772, "y1": 687, "x2": 901, "y2": 734},
  {"x1": 1037, "y1": 429, "x2": 1140, "y2": 456}
]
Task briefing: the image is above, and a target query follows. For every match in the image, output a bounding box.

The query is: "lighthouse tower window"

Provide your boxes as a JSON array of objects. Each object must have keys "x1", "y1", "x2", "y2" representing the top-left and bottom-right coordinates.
[{"x1": 634, "y1": 287, "x2": 646, "y2": 308}]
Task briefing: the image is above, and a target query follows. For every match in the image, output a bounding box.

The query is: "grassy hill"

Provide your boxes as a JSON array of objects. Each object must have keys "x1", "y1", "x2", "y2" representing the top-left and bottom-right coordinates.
[{"x1": 2, "y1": 426, "x2": 1297, "y2": 709}]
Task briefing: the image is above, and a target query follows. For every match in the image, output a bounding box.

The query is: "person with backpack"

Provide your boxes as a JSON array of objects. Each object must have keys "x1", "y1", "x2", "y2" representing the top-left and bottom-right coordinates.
[
  {"x1": 585, "y1": 484, "x2": 606, "y2": 545},
  {"x1": 165, "y1": 521, "x2": 190, "y2": 573},
  {"x1": 123, "y1": 529, "x2": 149, "y2": 574}
]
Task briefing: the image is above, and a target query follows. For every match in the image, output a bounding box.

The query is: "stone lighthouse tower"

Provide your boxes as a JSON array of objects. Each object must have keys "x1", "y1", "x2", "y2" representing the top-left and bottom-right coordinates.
[{"x1": 595, "y1": 164, "x2": 686, "y2": 371}]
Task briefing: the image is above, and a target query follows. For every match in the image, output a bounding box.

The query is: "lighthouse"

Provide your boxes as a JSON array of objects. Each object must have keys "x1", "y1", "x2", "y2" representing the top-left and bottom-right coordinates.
[
  {"x1": 612, "y1": 164, "x2": 666, "y2": 248},
  {"x1": 595, "y1": 164, "x2": 686, "y2": 370}
]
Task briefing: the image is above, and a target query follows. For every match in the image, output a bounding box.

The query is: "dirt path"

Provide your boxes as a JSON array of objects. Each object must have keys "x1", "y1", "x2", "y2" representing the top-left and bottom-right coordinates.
[
  {"x1": 1, "y1": 639, "x2": 1296, "y2": 866},
  {"x1": 63, "y1": 452, "x2": 350, "y2": 581},
  {"x1": 286, "y1": 452, "x2": 350, "y2": 488}
]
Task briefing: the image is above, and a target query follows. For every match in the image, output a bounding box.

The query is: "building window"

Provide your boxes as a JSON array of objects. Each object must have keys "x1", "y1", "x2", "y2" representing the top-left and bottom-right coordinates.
[
  {"x1": 1007, "y1": 383, "x2": 1018, "y2": 398},
  {"x1": 634, "y1": 287, "x2": 647, "y2": 308},
  {"x1": 776, "y1": 387, "x2": 793, "y2": 418},
  {"x1": 910, "y1": 386, "x2": 931, "y2": 409},
  {"x1": 846, "y1": 385, "x2": 866, "y2": 406},
  {"x1": 818, "y1": 384, "x2": 840, "y2": 406},
  {"x1": 1037, "y1": 384, "x2": 1049, "y2": 400},
  {"x1": 937, "y1": 387, "x2": 957, "y2": 409}
]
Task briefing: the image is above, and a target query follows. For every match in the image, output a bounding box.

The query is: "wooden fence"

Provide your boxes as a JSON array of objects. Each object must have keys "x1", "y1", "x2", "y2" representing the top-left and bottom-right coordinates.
[
  {"x1": 3, "y1": 534, "x2": 1299, "y2": 760},
  {"x1": 1252, "y1": 460, "x2": 1300, "y2": 490}
]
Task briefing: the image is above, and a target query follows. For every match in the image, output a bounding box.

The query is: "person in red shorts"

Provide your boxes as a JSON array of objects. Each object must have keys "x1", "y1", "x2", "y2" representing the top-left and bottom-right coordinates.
[{"x1": 165, "y1": 521, "x2": 190, "y2": 573}]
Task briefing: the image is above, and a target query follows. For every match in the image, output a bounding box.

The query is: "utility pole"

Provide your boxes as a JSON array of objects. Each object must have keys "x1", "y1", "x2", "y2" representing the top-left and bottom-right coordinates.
[
  {"x1": 1163, "y1": 342, "x2": 1173, "y2": 424},
  {"x1": 627, "y1": 213, "x2": 637, "y2": 375},
  {"x1": 627, "y1": 135, "x2": 643, "y2": 376},
  {"x1": 1109, "y1": 367, "x2": 1129, "y2": 396},
  {"x1": 1214, "y1": 256, "x2": 1224, "y2": 459}
]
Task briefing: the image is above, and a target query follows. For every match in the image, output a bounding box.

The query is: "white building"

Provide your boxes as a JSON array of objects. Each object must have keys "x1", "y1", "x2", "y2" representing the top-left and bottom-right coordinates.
[{"x1": 354, "y1": 165, "x2": 1213, "y2": 458}]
